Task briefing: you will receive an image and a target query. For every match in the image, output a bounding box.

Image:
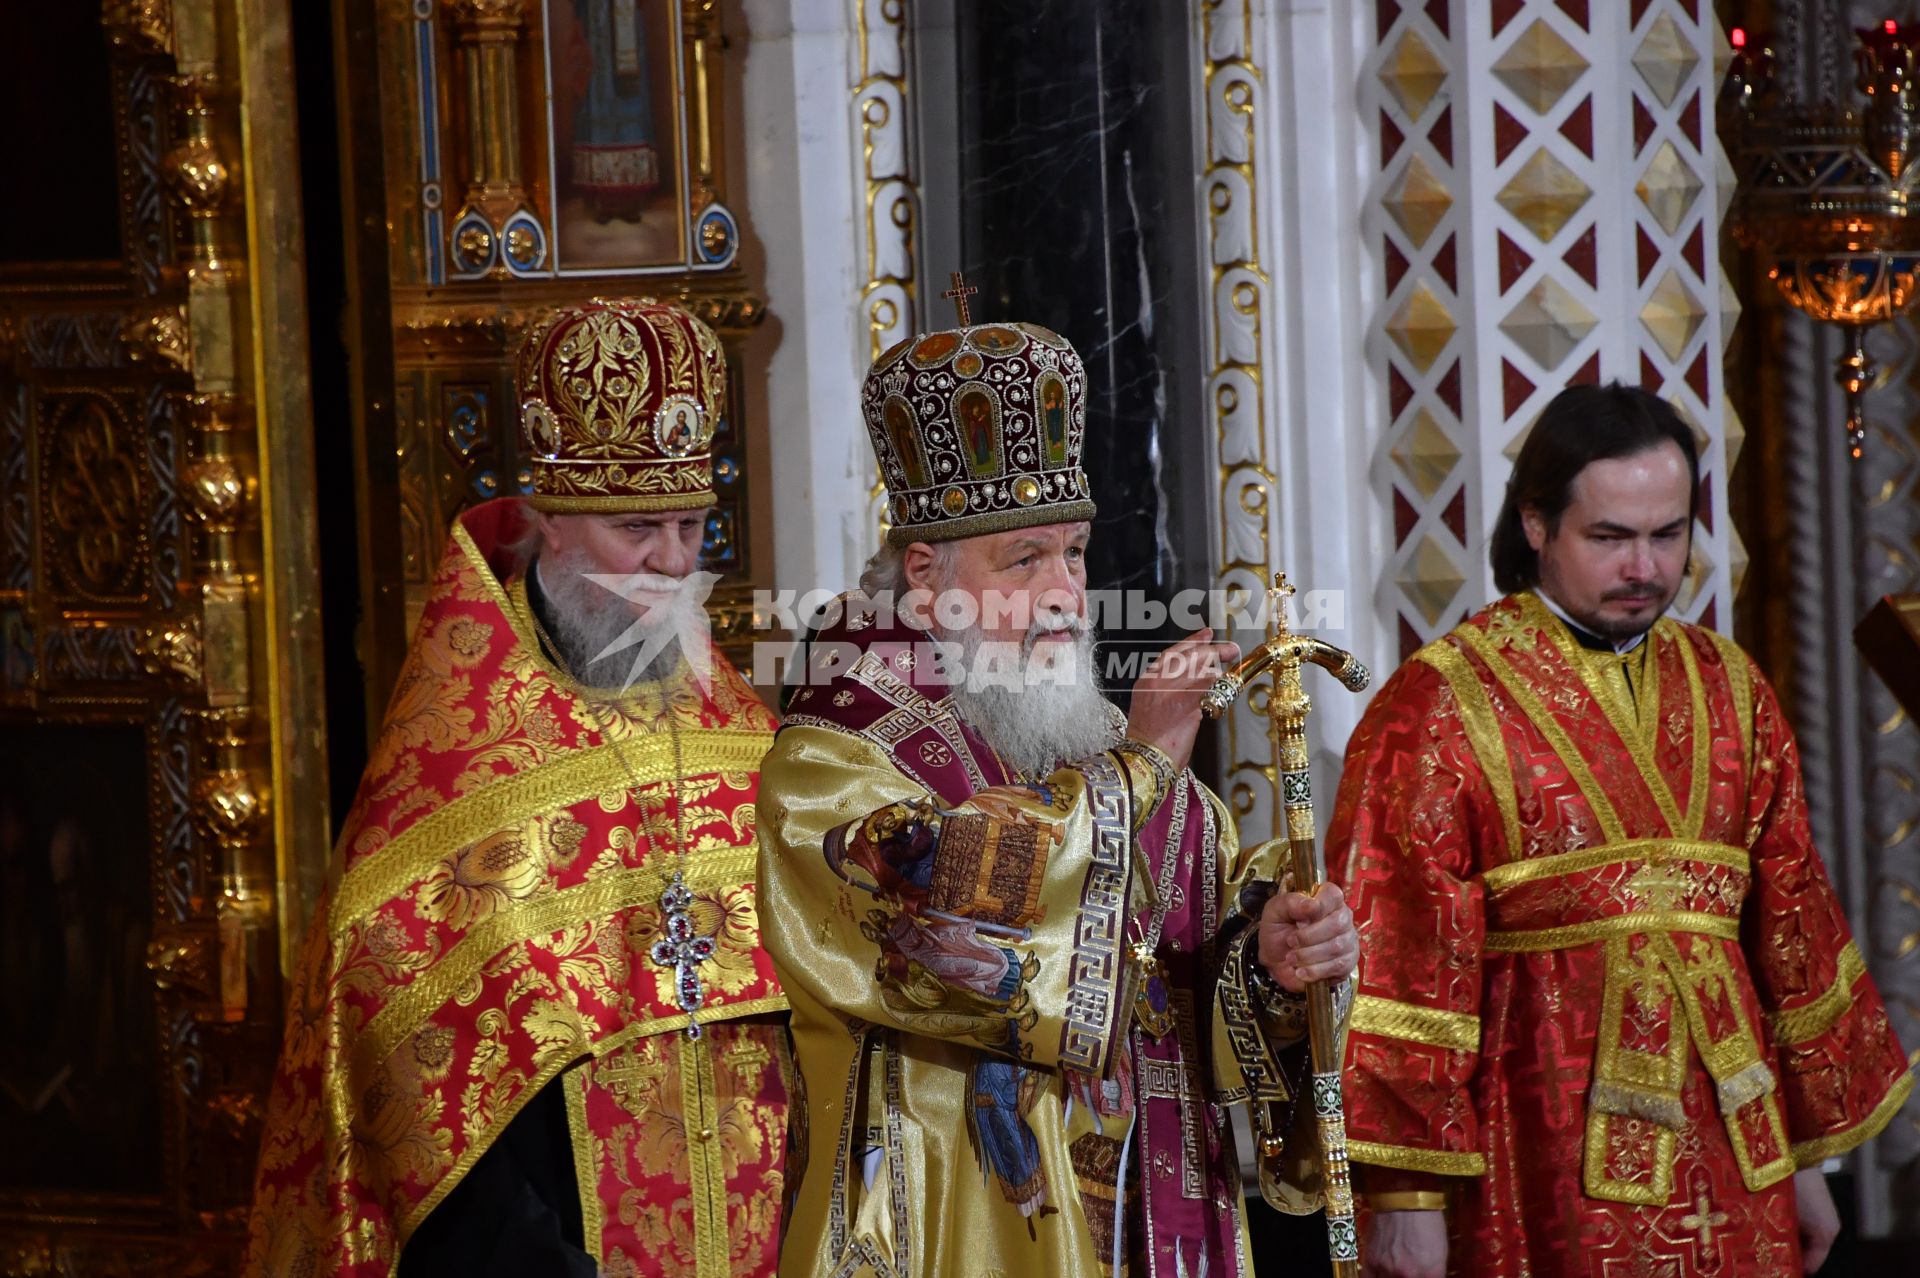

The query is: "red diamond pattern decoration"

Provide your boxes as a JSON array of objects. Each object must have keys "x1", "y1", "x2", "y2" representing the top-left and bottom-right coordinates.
[
  {"x1": 1498, "y1": 231, "x2": 1535, "y2": 293},
  {"x1": 1559, "y1": 97, "x2": 1594, "y2": 157},
  {"x1": 1686, "y1": 345, "x2": 1711, "y2": 402},
  {"x1": 1437, "y1": 360, "x2": 1462, "y2": 415},
  {"x1": 1430, "y1": 105, "x2": 1455, "y2": 166},
  {"x1": 1399, "y1": 616, "x2": 1423, "y2": 663},
  {"x1": 1385, "y1": 238, "x2": 1411, "y2": 294},
  {"x1": 1381, "y1": 112, "x2": 1406, "y2": 167},
  {"x1": 1633, "y1": 96, "x2": 1657, "y2": 153},
  {"x1": 1566, "y1": 224, "x2": 1598, "y2": 287},
  {"x1": 1502, "y1": 358, "x2": 1536, "y2": 417},
  {"x1": 1495, "y1": 102, "x2": 1529, "y2": 165},
  {"x1": 1441, "y1": 487, "x2": 1467, "y2": 542},
  {"x1": 1433, "y1": 234, "x2": 1459, "y2": 291},
  {"x1": 1492, "y1": 0, "x2": 1526, "y2": 39},
  {"x1": 1389, "y1": 363, "x2": 1414, "y2": 418},
  {"x1": 1378, "y1": 0, "x2": 1401, "y2": 43},
  {"x1": 1556, "y1": 0, "x2": 1591, "y2": 30},
  {"x1": 1394, "y1": 487, "x2": 1419, "y2": 545},
  {"x1": 1637, "y1": 225, "x2": 1661, "y2": 281},
  {"x1": 1678, "y1": 91, "x2": 1702, "y2": 149}
]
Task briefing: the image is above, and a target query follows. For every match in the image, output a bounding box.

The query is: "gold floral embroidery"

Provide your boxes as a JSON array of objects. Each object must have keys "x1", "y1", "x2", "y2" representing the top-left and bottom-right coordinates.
[{"x1": 416, "y1": 824, "x2": 549, "y2": 929}]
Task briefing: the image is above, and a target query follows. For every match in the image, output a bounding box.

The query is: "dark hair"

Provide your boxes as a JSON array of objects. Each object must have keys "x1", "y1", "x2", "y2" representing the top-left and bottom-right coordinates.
[{"x1": 1488, "y1": 382, "x2": 1699, "y2": 594}]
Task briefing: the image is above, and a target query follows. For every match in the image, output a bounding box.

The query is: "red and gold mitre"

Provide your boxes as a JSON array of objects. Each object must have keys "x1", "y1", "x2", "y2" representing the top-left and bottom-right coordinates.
[
  {"x1": 861, "y1": 311, "x2": 1096, "y2": 547},
  {"x1": 516, "y1": 297, "x2": 726, "y2": 512}
]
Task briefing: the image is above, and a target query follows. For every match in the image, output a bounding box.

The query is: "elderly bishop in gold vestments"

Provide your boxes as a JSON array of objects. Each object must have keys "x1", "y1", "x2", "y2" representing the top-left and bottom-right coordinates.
[{"x1": 758, "y1": 300, "x2": 1361, "y2": 1278}]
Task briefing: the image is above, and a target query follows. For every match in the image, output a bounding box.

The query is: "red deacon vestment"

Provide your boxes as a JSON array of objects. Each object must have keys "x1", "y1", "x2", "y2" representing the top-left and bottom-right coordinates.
[{"x1": 1328, "y1": 591, "x2": 1912, "y2": 1277}]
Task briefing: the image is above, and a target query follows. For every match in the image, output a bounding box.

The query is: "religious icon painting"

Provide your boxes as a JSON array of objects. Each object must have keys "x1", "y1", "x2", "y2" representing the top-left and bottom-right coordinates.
[
  {"x1": 543, "y1": 0, "x2": 688, "y2": 271},
  {"x1": 966, "y1": 325, "x2": 1026, "y2": 357},
  {"x1": 953, "y1": 384, "x2": 1003, "y2": 478},
  {"x1": 1036, "y1": 372, "x2": 1069, "y2": 468},
  {"x1": 909, "y1": 331, "x2": 963, "y2": 368},
  {"x1": 883, "y1": 396, "x2": 932, "y2": 489},
  {"x1": 0, "y1": 724, "x2": 159, "y2": 1200},
  {"x1": 653, "y1": 395, "x2": 707, "y2": 457},
  {"x1": 967, "y1": 1058, "x2": 1051, "y2": 1217}
]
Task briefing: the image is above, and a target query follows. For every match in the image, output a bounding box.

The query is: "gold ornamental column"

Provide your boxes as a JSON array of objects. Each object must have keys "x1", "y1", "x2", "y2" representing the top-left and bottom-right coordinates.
[{"x1": 446, "y1": 0, "x2": 549, "y2": 277}]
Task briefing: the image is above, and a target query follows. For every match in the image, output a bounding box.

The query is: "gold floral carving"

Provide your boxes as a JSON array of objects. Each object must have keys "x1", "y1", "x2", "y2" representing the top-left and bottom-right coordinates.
[
  {"x1": 102, "y1": 0, "x2": 173, "y2": 55},
  {"x1": 146, "y1": 931, "x2": 216, "y2": 998},
  {"x1": 123, "y1": 306, "x2": 194, "y2": 373},
  {"x1": 140, "y1": 617, "x2": 206, "y2": 684},
  {"x1": 854, "y1": 0, "x2": 919, "y2": 362},
  {"x1": 195, "y1": 768, "x2": 268, "y2": 853},
  {"x1": 46, "y1": 396, "x2": 144, "y2": 596},
  {"x1": 181, "y1": 454, "x2": 250, "y2": 530}
]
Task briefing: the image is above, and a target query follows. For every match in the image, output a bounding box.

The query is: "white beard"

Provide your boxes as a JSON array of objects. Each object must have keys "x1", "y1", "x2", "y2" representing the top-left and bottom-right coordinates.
[
  {"x1": 937, "y1": 620, "x2": 1120, "y2": 778},
  {"x1": 535, "y1": 548, "x2": 697, "y2": 688}
]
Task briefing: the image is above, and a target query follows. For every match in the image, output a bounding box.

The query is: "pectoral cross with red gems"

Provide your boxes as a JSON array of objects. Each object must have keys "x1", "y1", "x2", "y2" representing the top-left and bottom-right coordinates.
[
  {"x1": 651, "y1": 875, "x2": 716, "y2": 1039},
  {"x1": 945, "y1": 271, "x2": 978, "y2": 326}
]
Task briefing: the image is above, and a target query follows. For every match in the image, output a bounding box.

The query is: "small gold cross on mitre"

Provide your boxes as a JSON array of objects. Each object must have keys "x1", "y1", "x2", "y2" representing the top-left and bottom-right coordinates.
[{"x1": 945, "y1": 271, "x2": 978, "y2": 326}]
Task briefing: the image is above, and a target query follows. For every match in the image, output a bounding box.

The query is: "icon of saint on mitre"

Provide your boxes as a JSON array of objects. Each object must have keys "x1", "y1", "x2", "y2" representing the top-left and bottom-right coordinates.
[
  {"x1": 653, "y1": 396, "x2": 707, "y2": 456},
  {"x1": 954, "y1": 386, "x2": 1000, "y2": 476}
]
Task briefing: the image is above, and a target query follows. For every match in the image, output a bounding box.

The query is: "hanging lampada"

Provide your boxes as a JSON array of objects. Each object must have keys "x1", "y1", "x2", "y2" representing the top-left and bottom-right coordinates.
[{"x1": 1729, "y1": 21, "x2": 1920, "y2": 458}]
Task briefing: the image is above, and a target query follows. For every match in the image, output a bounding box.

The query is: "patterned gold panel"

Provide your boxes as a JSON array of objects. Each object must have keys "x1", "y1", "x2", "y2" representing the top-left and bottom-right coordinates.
[{"x1": 0, "y1": 1, "x2": 325, "y2": 1272}]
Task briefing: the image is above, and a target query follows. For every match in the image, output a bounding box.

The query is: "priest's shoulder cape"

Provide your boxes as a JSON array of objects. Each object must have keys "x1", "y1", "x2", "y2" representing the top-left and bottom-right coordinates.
[
  {"x1": 757, "y1": 594, "x2": 1331, "y2": 1278},
  {"x1": 245, "y1": 499, "x2": 781, "y2": 1277},
  {"x1": 1330, "y1": 591, "x2": 1911, "y2": 1276}
]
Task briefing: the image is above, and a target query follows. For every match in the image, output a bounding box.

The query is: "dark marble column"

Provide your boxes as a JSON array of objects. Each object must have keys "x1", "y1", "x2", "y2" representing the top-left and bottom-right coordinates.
[{"x1": 952, "y1": 0, "x2": 1211, "y2": 622}]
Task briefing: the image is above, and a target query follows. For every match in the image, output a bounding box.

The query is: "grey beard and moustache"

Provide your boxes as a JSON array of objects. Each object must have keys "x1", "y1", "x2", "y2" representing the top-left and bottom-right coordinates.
[
  {"x1": 535, "y1": 546, "x2": 696, "y2": 688},
  {"x1": 934, "y1": 615, "x2": 1121, "y2": 779}
]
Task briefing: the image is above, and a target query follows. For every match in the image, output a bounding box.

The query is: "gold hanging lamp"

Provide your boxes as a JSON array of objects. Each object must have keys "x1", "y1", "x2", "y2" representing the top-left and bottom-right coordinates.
[{"x1": 1729, "y1": 21, "x2": 1920, "y2": 458}]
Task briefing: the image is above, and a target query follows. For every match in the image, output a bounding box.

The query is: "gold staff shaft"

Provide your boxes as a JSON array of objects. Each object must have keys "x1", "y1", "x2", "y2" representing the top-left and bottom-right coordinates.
[{"x1": 1202, "y1": 574, "x2": 1369, "y2": 1275}]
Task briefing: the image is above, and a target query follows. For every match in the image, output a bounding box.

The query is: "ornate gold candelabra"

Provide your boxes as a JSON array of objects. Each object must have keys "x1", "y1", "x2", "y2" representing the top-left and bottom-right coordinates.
[
  {"x1": 1201, "y1": 573, "x2": 1370, "y2": 1276},
  {"x1": 1730, "y1": 22, "x2": 1920, "y2": 458}
]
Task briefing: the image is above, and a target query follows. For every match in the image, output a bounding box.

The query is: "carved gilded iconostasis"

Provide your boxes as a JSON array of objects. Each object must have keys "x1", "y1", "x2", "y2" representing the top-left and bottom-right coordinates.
[
  {"x1": 0, "y1": 2, "x2": 323, "y2": 1272},
  {"x1": 0, "y1": 2, "x2": 768, "y2": 1273}
]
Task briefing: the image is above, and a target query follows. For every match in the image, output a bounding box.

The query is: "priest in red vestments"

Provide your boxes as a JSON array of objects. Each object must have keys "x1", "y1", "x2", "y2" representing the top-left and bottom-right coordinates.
[
  {"x1": 1330, "y1": 384, "x2": 1912, "y2": 1278},
  {"x1": 245, "y1": 299, "x2": 787, "y2": 1278}
]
